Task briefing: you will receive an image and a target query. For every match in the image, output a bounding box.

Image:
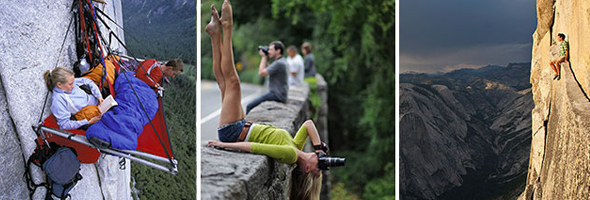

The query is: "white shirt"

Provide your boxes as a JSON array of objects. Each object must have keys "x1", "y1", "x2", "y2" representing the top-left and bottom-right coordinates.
[{"x1": 286, "y1": 54, "x2": 305, "y2": 86}]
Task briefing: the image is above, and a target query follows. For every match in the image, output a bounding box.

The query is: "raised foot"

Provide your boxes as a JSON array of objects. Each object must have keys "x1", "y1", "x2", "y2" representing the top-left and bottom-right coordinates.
[
  {"x1": 220, "y1": 0, "x2": 233, "y2": 29},
  {"x1": 205, "y1": 5, "x2": 221, "y2": 36}
]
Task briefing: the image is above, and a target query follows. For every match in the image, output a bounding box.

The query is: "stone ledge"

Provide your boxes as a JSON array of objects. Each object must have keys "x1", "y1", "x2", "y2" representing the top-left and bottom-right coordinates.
[{"x1": 201, "y1": 84, "x2": 310, "y2": 200}]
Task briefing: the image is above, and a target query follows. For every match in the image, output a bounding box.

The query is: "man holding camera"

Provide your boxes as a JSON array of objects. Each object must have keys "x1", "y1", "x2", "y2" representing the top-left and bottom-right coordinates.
[{"x1": 246, "y1": 41, "x2": 289, "y2": 114}]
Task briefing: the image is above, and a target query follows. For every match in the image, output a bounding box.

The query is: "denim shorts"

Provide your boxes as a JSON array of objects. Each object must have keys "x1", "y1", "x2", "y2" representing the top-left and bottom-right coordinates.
[{"x1": 217, "y1": 119, "x2": 246, "y2": 142}]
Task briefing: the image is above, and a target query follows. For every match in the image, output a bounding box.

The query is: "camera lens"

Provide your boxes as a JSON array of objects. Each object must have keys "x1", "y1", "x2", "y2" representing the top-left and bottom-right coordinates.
[
  {"x1": 326, "y1": 157, "x2": 345, "y2": 167},
  {"x1": 318, "y1": 156, "x2": 346, "y2": 170}
]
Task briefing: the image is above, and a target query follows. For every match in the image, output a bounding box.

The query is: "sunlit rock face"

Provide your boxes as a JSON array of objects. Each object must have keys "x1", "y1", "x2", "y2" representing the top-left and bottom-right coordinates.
[
  {"x1": 519, "y1": 1, "x2": 590, "y2": 199},
  {"x1": 0, "y1": 1, "x2": 130, "y2": 199}
]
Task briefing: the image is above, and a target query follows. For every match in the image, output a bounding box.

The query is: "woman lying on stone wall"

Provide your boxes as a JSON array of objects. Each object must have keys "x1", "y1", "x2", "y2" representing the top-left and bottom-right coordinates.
[
  {"x1": 43, "y1": 67, "x2": 103, "y2": 130},
  {"x1": 204, "y1": 1, "x2": 343, "y2": 199}
]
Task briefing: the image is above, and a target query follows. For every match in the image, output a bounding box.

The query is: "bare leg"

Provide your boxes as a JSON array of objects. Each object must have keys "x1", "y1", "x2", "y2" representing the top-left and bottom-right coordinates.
[
  {"x1": 556, "y1": 61, "x2": 562, "y2": 75},
  {"x1": 218, "y1": 0, "x2": 245, "y2": 126},
  {"x1": 205, "y1": 5, "x2": 225, "y2": 101},
  {"x1": 549, "y1": 61, "x2": 559, "y2": 79}
]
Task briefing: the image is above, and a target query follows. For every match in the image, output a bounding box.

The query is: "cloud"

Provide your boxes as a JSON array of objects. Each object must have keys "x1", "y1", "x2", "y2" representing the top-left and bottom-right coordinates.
[
  {"x1": 400, "y1": 43, "x2": 532, "y2": 73},
  {"x1": 400, "y1": 0, "x2": 537, "y2": 73}
]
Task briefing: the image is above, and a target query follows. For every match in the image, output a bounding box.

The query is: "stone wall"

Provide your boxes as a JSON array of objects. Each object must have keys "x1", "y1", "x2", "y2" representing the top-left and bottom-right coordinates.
[
  {"x1": 519, "y1": 0, "x2": 590, "y2": 199},
  {"x1": 202, "y1": 74, "x2": 329, "y2": 200},
  {"x1": 0, "y1": 1, "x2": 130, "y2": 199}
]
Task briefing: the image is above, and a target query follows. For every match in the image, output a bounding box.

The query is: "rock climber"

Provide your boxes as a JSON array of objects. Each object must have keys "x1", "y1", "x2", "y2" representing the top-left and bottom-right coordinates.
[
  {"x1": 135, "y1": 58, "x2": 184, "y2": 93},
  {"x1": 549, "y1": 33, "x2": 569, "y2": 80}
]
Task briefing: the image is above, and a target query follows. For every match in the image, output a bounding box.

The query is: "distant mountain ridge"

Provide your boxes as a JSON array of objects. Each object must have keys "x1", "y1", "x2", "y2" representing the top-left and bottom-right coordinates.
[
  {"x1": 401, "y1": 63, "x2": 532, "y2": 90},
  {"x1": 400, "y1": 63, "x2": 532, "y2": 199}
]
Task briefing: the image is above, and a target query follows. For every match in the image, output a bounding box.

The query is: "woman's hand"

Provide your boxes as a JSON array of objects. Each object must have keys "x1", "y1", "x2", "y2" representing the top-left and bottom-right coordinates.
[
  {"x1": 98, "y1": 97, "x2": 104, "y2": 106},
  {"x1": 207, "y1": 140, "x2": 225, "y2": 148},
  {"x1": 89, "y1": 115, "x2": 101, "y2": 124}
]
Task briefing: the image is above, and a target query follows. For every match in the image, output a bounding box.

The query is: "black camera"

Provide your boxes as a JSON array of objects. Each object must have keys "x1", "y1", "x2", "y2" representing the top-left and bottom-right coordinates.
[
  {"x1": 258, "y1": 46, "x2": 269, "y2": 55},
  {"x1": 317, "y1": 152, "x2": 345, "y2": 170}
]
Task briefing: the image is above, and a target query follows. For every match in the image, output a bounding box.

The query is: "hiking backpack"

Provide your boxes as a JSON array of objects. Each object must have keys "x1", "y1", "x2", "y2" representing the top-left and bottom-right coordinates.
[{"x1": 24, "y1": 142, "x2": 83, "y2": 200}]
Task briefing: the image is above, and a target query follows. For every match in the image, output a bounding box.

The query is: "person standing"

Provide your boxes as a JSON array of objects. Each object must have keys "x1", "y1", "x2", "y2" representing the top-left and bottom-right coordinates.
[
  {"x1": 286, "y1": 45, "x2": 305, "y2": 86},
  {"x1": 246, "y1": 41, "x2": 289, "y2": 114},
  {"x1": 301, "y1": 42, "x2": 316, "y2": 78}
]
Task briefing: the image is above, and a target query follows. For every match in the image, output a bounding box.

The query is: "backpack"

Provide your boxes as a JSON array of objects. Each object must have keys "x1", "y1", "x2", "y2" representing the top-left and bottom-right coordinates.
[{"x1": 25, "y1": 142, "x2": 83, "y2": 200}]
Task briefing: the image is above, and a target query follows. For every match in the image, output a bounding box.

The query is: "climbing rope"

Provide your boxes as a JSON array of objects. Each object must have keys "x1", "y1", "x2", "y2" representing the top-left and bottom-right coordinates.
[
  {"x1": 37, "y1": 14, "x2": 75, "y2": 129},
  {"x1": 89, "y1": 4, "x2": 176, "y2": 165},
  {"x1": 35, "y1": 0, "x2": 176, "y2": 169}
]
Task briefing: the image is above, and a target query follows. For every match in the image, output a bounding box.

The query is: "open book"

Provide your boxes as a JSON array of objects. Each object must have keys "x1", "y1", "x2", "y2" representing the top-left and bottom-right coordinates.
[{"x1": 99, "y1": 95, "x2": 118, "y2": 114}]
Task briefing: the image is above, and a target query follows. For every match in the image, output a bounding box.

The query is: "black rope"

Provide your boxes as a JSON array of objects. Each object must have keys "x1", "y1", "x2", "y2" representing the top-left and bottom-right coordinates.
[
  {"x1": 105, "y1": 44, "x2": 175, "y2": 165},
  {"x1": 37, "y1": 14, "x2": 75, "y2": 128},
  {"x1": 54, "y1": 15, "x2": 75, "y2": 71},
  {"x1": 95, "y1": 15, "x2": 175, "y2": 166},
  {"x1": 93, "y1": 8, "x2": 160, "y2": 59},
  {"x1": 35, "y1": 0, "x2": 175, "y2": 169},
  {"x1": 95, "y1": 7, "x2": 123, "y2": 30},
  {"x1": 120, "y1": 72, "x2": 175, "y2": 167},
  {"x1": 104, "y1": 42, "x2": 175, "y2": 166}
]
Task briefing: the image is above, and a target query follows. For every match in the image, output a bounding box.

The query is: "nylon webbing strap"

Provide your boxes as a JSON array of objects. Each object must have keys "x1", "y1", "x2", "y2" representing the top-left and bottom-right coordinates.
[
  {"x1": 83, "y1": 3, "x2": 175, "y2": 167},
  {"x1": 85, "y1": 0, "x2": 108, "y2": 87},
  {"x1": 96, "y1": 25, "x2": 175, "y2": 168},
  {"x1": 120, "y1": 72, "x2": 174, "y2": 167}
]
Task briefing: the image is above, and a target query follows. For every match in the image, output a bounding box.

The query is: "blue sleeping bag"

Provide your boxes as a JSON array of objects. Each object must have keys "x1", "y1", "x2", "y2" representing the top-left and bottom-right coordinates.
[{"x1": 86, "y1": 72, "x2": 158, "y2": 150}]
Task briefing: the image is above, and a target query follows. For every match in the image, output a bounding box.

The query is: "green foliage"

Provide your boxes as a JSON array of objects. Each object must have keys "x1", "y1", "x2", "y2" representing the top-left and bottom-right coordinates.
[
  {"x1": 304, "y1": 77, "x2": 321, "y2": 120},
  {"x1": 363, "y1": 163, "x2": 395, "y2": 200},
  {"x1": 201, "y1": 0, "x2": 315, "y2": 84},
  {"x1": 122, "y1": 0, "x2": 196, "y2": 65},
  {"x1": 201, "y1": 0, "x2": 395, "y2": 198},
  {"x1": 120, "y1": 2, "x2": 195, "y2": 198},
  {"x1": 330, "y1": 182, "x2": 361, "y2": 200},
  {"x1": 270, "y1": 0, "x2": 395, "y2": 198},
  {"x1": 131, "y1": 65, "x2": 196, "y2": 199}
]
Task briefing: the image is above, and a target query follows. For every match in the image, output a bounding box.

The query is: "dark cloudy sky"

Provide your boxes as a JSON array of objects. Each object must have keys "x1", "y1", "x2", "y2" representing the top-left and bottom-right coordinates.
[{"x1": 400, "y1": 0, "x2": 537, "y2": 73}]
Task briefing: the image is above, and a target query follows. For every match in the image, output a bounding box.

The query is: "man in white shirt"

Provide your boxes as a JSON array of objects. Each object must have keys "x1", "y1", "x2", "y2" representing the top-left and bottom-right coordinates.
[{"x1": 286, "y1": 45, "x2": 305, "y2": 86}]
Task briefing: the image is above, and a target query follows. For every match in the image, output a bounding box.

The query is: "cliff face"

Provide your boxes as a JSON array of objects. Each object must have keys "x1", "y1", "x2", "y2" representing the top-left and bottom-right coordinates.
[
  {"x1": 400, "y1": 64, "x2": 533, "y2": 199},
  {"x1": 0, "y1": 1, "x2": 130, "y2": 199},
  {"x1": 519, "y1": 0, "x2": 590, "y2": 199}
]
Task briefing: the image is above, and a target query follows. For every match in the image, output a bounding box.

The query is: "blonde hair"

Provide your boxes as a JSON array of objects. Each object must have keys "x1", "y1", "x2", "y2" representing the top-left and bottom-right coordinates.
[
  {"x1": 43, "y1": 67, "x2": 74, "y2": 90},
  {"x1": 288, "y1": 165, "x2": 323, "y2": 200}
]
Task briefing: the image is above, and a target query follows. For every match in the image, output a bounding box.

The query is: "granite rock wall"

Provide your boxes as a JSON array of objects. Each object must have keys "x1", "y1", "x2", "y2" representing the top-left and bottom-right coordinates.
[
  {"x1": 0, "y1": 0, "x2": 130, "y2": 199},
  {"x1": 519, "y1": 0, "x2": 590, "y2": 199}
]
